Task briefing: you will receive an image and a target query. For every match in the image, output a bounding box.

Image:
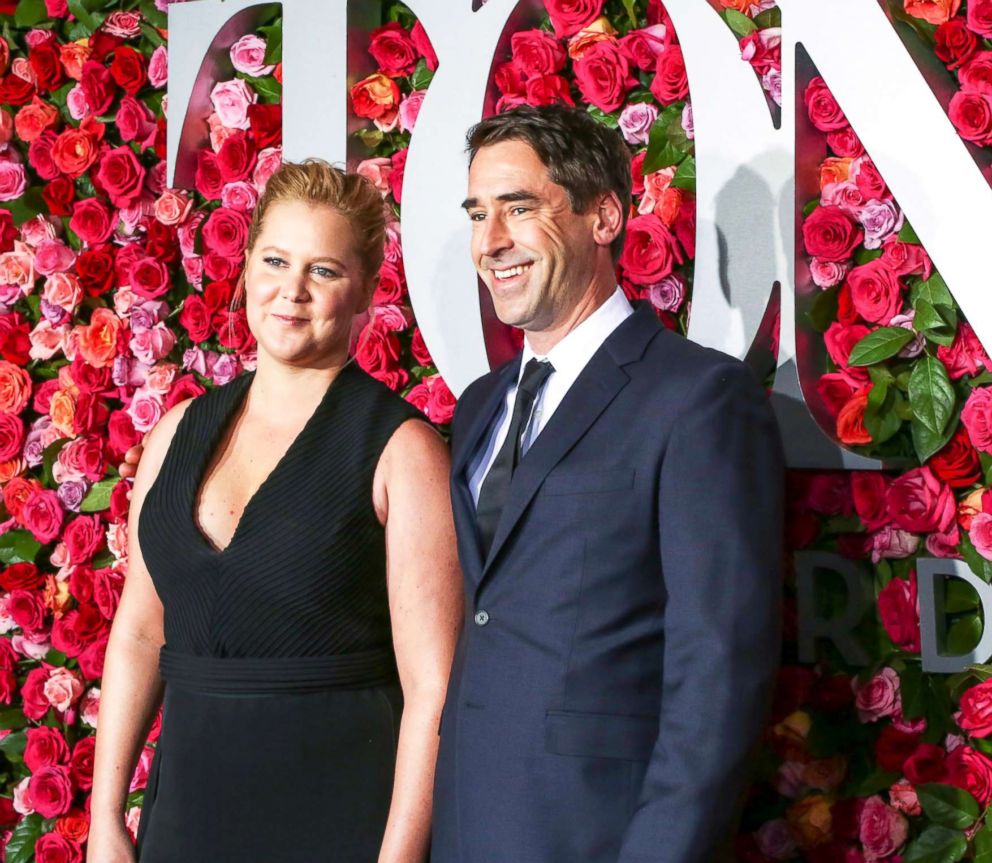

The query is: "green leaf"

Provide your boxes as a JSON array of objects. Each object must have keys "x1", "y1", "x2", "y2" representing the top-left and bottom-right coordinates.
[
  {"x1": 40, "y1": 438, "x2": 68, "y2": 488},
  {"x1": 643, "y1": 140, "x2": 684, "y2": 173},
  {"x1": 946, "y1": 579, "x2": 981, "y2": 613},
  {"x1": 854, "y1": 247, "x2": 884, "y2": 265},
  {"x1": 354, "y1": 128, "x2": 384, "y2": 150},
  {"x1": 6, "y1": 188, "x2": 45, "y2": 227},
  {"x1": 140, "y1": 22, "x2": 166, "y2": 49},
  {"x1": 753, "y1": 7, "x2": 781, "y2": 28},
  {"x1": 909, "y1": 356, "x2": 955, "y2": 435},
  {"x1": 917, "y1": 784, "x2": 980, "y2": 830},
  {"x1": 959, "y1": 530, "x2": 992, "y2": 583},
  {"x1": 259, "y1": 21, "x2": 283, "y2": 66},
  {"x1": 806, "y1": 286, "x2": 839, "y2": 333},
  {"x1": 848, "y1": 327, "x2": 915, "y2": 367},
  {"x1": 139, "y1": 0, "x2": 168, "y2": 28},
  {"x1": 14, "y1": 0, "x2": 47, "y2": 27},
  {"x1": 904, "y1": 825, "x2": 967, "y2": 863},
  {"x1": 0, "y1": 731, "x2": 25, "y2": 757},
  {"x1": 0, "y1": 531, "x2": 42, "y2": 566},
  {"x1": 0, "y1": 709, "x2": 27, "y2": 731},
  {"x1": 80, "y1": 478, "x2": 119, "y2": 513},
  {"x1": 410, "y1": 57, "x2": 434, "y2": 90},
  {"x1": 912, "y1": 417, "x2": 956, "y2": 464},
  {"x1": 973, "y1": 823, "x2": 992, "y2": 863},
  {"x1": 43, "y1": 649, "x2": 67, "y2": 667},
  {"x1": 670, "y1": 156, "x2": 696, "y2": 192},
  {"x1": 899, "y1": 220, "x2": 921, "y2": 244},
  {"x1": 722, "y1": 8, "x2": 758, "y2": 37},
  {"x1": 915, "y1": 299, "x2": 957, "y2": 347},
  {"x1": 900, "y1": 662, "x2": 926, "y2": 719},
  {"x1": 947, "y1": 615, "x2": 984, "y2": 656},
  {"x1": 912, "y1": 273, "x2": 954, "y2": 309},
  {"x1": 244, "y1": 75, "x2": 281, "y2": 105},
  {"x1": 643, "y1": 104, "x2": 690, "y2": 175},
  {"x1": 850, "y1": 769, "x2": 901, "y2": 797},
  {"x1": 3, "y1": 813, "x2": 43, "y2": 863},
  {"x1": 586, "y1": 106, "x2": 619, "y2": 130},
  {"x1": 66, "y1": 0, "x2": 101, "y2": 30}
]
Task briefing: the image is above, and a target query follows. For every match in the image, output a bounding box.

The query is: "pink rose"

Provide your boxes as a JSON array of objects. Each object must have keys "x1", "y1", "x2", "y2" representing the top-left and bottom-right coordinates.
[
  {"x1": 252, "y1": 146, "x2": 282, "y2": 193},
  {"x1": 805, "y1": 76, "x2": 847, "y2": 131},
  {"x1": 42, "y1": 274, "x2": 82, "y2": 314},
  {"x1": 810, "y1": 258, "x2": 850, "y2": 289},
  {"x1": 28, "y1": 765, "x2": 73, "y2": 818},
  {"x1": 357, "y1": 158, "x2": 393, "y2": 196},
  {"x1": 130, "y1": 323, "x2": 176, "y2": 365},
  {"x1": 877, "y1": 572, "x2": 921, "y2": 653},
  {"x1": 0, "y1": 160, "x2": 26, "y2": 202},
  {"x1": 969, "y1": 0, "x2": 992, "y2": 37},
  {"x1": 871, "y1": 526, "x2": 919, "y2": 563},
  {"x1": 885, "y1": 466, "x2": 955, "y2": 534},
  {"x1": 229, "y1": 34, "x2": 274, "y2": 77},
  {"x1": 962, "y1": 386, "x2": 992, "y2": 453},
  {"x1": 20, "y1": 488, "x2": 63, "y2": 543},
  {"x1": 855, "y1": 667, "x2": 900, "y2": 722},
  {"x1": 755, "y1": 819, "x2": 797, "y2": 860},
  {"x1": 889, "y1": 780, "x2": 921, "y2": 816},
  {"x1": 115, "y1": 95, "x2": 156, "y2": 148},
  {"x1": 128, "y1": 385, "x2": 164, "y2": 433},
  {"x1": 153, "y1": 189, "x2": 192, "y2": 226},
  {"x1": 80, "y1": 687, "x2": 99, "y2": 727},
  {"x1": 398, "y1": 90, "x2": 426, "y2": 133},
  {"x1": 406, "y1": 374, "x2": 456, "y2": 424},
  {"x1": 148, "y1": 46, "x2": 168, "y2": 89},
  {"x1": 44, "y1": 666, "x2": 82, "y2": 714},
  {"x1": 33, "y1": 239, "x2": 76, "y2": 277},
  {"x1": 221, "y1": 181, "x2": 258, "y2": 212},
  {"x1": 618, "y1": 102, "x2": 659, "y2": 145},
  {"x1": 858, "y1": 794, "x2": 908, "y2": 861},
  {"x1": 948, "y1": 745, "x2": 992, "y2": 806},
  {"x1": 970, "y1": 512, "x2": 992, "y2": 561},
  {"x1": 949, "y1": 90, "x2": 992, "y2": 146},
  {"x1": 846, "y1": 259, "x2": 903, "y2": 323},
  {"x1": 210, "y1": 79, "x2": 256, "y2": 130},
  {"x1": 958, "y1": 678, "x2": 992, "y2": 737}
]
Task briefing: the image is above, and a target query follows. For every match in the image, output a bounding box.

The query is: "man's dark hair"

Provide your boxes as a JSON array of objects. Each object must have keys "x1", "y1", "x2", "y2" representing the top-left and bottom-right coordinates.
[{"x1": 466, "y1": 104, "x2": 632, "y2": 264}]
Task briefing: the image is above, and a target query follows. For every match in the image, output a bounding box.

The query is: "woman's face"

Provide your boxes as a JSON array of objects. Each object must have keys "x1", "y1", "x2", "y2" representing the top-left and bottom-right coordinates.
[{"x1": 243, "y1": 200, "x2": 376, "y2": 369}]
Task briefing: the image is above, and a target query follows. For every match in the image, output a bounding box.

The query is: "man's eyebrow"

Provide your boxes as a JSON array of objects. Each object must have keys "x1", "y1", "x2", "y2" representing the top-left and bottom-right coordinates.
[{"x1": 460, "y1": 191, "x2": 542, "y2": 210}]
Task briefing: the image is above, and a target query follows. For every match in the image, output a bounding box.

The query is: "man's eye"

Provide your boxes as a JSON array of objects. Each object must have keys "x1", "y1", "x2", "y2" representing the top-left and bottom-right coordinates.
[
  {"x1": 510, "y1": 206, "x2": 529, "y2": 215},
  {"x1": 468, "y1": 212, "x2": 486, "y2": 222}
]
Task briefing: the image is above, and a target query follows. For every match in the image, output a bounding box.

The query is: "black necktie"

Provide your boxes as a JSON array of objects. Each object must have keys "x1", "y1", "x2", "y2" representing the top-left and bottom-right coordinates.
[{"x1": 476, "y1": 358, "x2": 555, "y2": 557}]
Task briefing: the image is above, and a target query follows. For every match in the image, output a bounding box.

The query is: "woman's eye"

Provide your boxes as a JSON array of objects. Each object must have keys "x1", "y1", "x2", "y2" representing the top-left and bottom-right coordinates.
[
  {"x1": 312, "y1": 266, "x2": 337, "y2": 279},
  {"x1": 263, "y1": 256, "x2": 285, "y2": 267}
]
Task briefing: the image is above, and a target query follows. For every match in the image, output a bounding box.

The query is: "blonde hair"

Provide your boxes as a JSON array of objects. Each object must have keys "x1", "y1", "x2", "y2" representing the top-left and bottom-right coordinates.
[{"x1": 236, "y1": 159, "x2": 386, "y2": 305}]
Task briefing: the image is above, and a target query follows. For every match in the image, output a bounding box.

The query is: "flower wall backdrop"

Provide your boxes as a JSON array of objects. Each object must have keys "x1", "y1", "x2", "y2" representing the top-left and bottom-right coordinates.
[{"x1": 0, "y1": 0, "x2": 988, "y2": 860}]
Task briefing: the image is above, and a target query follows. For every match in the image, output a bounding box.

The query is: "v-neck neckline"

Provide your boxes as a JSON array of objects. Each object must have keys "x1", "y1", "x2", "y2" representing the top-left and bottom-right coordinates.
[{"x1": 191, "y1": 365, "x2": 351, "y2": 555}]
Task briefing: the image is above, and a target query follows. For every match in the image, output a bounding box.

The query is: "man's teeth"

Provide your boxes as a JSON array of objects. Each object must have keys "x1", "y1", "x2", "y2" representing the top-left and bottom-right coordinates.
[{"x1": 494, "y1": 264, "x2": 532, "y2": 280}]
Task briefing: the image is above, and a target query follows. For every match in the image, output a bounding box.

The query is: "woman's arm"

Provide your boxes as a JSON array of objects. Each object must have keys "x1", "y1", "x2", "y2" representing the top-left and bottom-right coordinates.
[
  {"x1": 86, "y1": 401, "x2": 192, "y2": 862},
  {"x1": 373, "y1": 419, "x2": 463, "y2": 863}
]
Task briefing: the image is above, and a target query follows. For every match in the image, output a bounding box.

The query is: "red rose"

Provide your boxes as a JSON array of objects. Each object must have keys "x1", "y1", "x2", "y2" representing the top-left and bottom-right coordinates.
[
  {"x1": 355, "y1": 318, "x2": 408, "y2": 391},
  {"x1": 0, "y1": 73, "x2": 35, "y2": 106},
  {"x1": 63, "y1": 515, "x2": 103, "y2": 565},
  {"x1": 52, "y1": 613, "x2": 85, "y2": 658},
  {"x1": 511, "y1": 30, "x2": 566, "y2": 78},
  {"x1": 837, "y1": 386, "x2": 872, "y2": 445},
  {"x1": 115, "y1": 94, "x2": 155, "y2": 146},
  {"x1": 406, "y1": 374, "x2": 455, "y2": 424},
  {"x1": 0, "y1": 411, "x2": 24, "y2": 461},
  {"x1": 109, "y1": 46, "x2": 146, "y2": 96},
  {"x1": 960, "y1": 678, "x2": 992, "y2": 737},
  {"x1": 877, "y1": 572, "x2": 921, "y2": 652},
  {"x1": 368, "y1": 22, "x2": 418, "y2": 77},
  {"x1": 969, "y1": 0, "x2": 992, "y2": 38},
  {"x1": 216, "y1": 131, "x2": 256, "y2": 183},
  {"x1": 410, "y1": 328, "x2": 433, "y2": 366},
  {"x1": 7, "y1": 589, "x2": 47, "y2": 633},
  {"x1": 930, "y1": 426, "x2": 981, "y2": 488},
  {"x1": 42, "y1": 177, "x2": 75, "y2": 217},
  {"x1": 21, "y1": 667, "x2": 50, "y2": 720},
  {"x1": 805, "y1": 76, "x2": 847, "y2": 131},
  {"x1": 525, "y1": 74, "x2": 575, "y2": 107},
  {"x1": 202, "y1": 207, "x2": 249, "y2": 258},
  {"x1": 935, "y1": 18, "x2": 977, "y2": 69},
  {"x1": 69, "y1": 198, "x2": 115, "y2": 246},
  {"x1": 827, "y1": 126, "x2": 865, "y2": 158},
  {"x1": 495, "y1": 61, "x2": 526, "y2": 98},
  {"x1": 20, "y1": 488, "x2": 64, "y2": 544},
  {"x1": 770, "y1": 666, "x2": 815, "y2": 721},
  {"x1": 846, "y1": 259, "x2": 903, "y2": 323},
  {"x1": 129, "y1": 256, "x2": 171, "y2": 299},
  {"x1": 68, "y1": 567, "x2": 95, "y2": 605},
  {"x1": 903, "y1": 743, "x2": 947, "y2": 784},
  {"x1": 411, "y1": 21, "x2": 438, "y2": 71},
  {"x1": 93, "y1": 568, "x2": 124, "y2": 620},
  {"x1": 0, "y1": 314, "x2": 30, "y2": 366},
  {"x1": 852, "y1": 471, "x2": 889, "y2": 530},
  {"x1": 620, "y1": 26, "x2": 669, "y2": 72},
  {"x1": 949, "y1": 90, "x2": 992, "y2": 146},
  {"x1": 164, "y1": 374, "x2": 206, "y2": 411},
  {"x1": 948, "y1": 745, "x2": 992, "y2": 806},
  {"x1": 573, "y1": 40, "x2": 636, "y2": 113},
  {"x1": 853, "y1": 157, "x2": 887, "y2": 199},
  {"x1": 72, "y1": 392, "x2": 109, "y2": 437},
  {"x1": 650, "y1": 45, "x2": 689, "y2": 105},
  {"x1": 373, "y1": 261, "x2": 406, "y2": 306},
  {"x1": 195, "y1": 149, "x2": 225, "y2": 201},
  {"x1": 938, "y1": 322, "x2": 990, "y2": 380},
  {"x1": 80, "y1": 60, "x2": 115, "y2": 116},
  {"x1": 145, "y1": 220, "x2": 179, "y2": 266},
  {"x1": 51, "y1": 127, "x2": 99, "y2": 178},
  {"x1": 620, "y1": 213, "x2": 685, "y2": 285},
  {"x1": 802, "y1": 205, "x2": 864, "y2": 262},
  {"x1": 874, "y1": 725, "x2": 921, "y2": 772},
  {"x1": 809, "y1": 674, "x2": 855, "y2": 713},
  {"x1": 109, "y1": 478, "x2": 131, "y2": 520},
  {"x1": 28, "y1": 130, "x2": 60, "y2": 180},
  {"x1": 886, "y1": 466, "x2": 955, "y2": 534},
  {"x1": 95, "y1": 146, "x2": 146, "y2": 209},
  {"x1": 29, "y1": 765, "x2": 74, "y2": 818},
  {"x1": 824, "y1": 322, "x2": 871, "y2": 369},
  {"x1": 28, "y1": 43, "x2": 64, "y2": 92},
  {"x1": 212, "y1": 308, "x2": 254, "y2": 353},
  {"x1": 77, "y1": 635, "x2": 108, "y2": 680},
  {"x1": 390, "y1": 147, "x2": 407, "y2": 204},
  {"x1": 69, "y1": 736, "x2": 95, "y2": 791},
  {"x1": 0, "y1": 210, "x2": 15, "y2": 253},
  {"x1": 70, "y1": 357, "x2": 112, "y2": 395},
  {"x1": 544, "y1": 0, "x2": 604, "y2": 37},
  {"x1": 203, "y1": 279, "x2": 235, "y2": 312},
  {"x1": 179, "y1": 294, "x2": 212, "y2": 343},
  {"x1": 350, "y1": 73, "x2": 401, "y2": 122},
  {"x1": 114, "y1": 243, "x2": 145, "y2": 287},
  {"x1": 805, "y1": 473, "x2": 853, "y2": 516},
  {"x1": 203, "y1": 252, "x2": 241, "y2": 282},
  {"x1": 89, "y1": 29, "x2": 123, "y2": 63},
  {"x1": 24, "y1": 727, "x2": 70, "y2": 772},
  {"x1": 247, "y1": 103, "x2": 282, "y2": 149},
  {"x1": 0, "y1": 562, "x2": 43, "y2": 591},
  {"x1": 35, "y1": 831, "x2": 83, "y2": 863},
  {"x1": 76, "y1": 247, "x2": 116, "y2": 297}
]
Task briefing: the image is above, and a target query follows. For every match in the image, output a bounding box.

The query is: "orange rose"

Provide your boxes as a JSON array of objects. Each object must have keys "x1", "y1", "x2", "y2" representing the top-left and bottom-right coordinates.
[
  {"x1": 14, "y1": 96, "x2": 58, "y2": 143},
  {"x1": 43, "y1": 574, "x2": 72, "y2": 615},
  {"x1": 769, "y1": 710, "x2": 812, "y2": 762},
  {"x1": 51, "y1": 127, "x2": 99, "y2": 179},
  {"x1": 59, "y1": 40, "x2": 91, "y2": 81},
  {"x1": 76, "y1": 308, "x2": 122, "y2": 369},
  {"x1": 720, "y1": 0, "x2": 753, "y2": 13},
  {"x1": 819, "y1": 157, "x2": 853, "y2": 189},
  {"x1": 0, "y1": 361, "x2": 32, "y2": 415},
  {"x1": 55, "y1": 809, "x2": 89, "y2": 843},
  {"x1": 786, "y1": 794, "x2": 833, "y2": 849},
  {"x1": 567, "y1": 17, "x2": 617, "y2": 60},
  {"x1": 0, "y1": 458, "x2": 25, "y2": 484},
  {"x1": 836, "y1": 386, "x2": 872, "y2": 445},
  {"x1": 657, "y1": 188, "x2": 683, "y2": 227},
  {"x1": 3, "y1": 476, "x2": 40, "y2": 520},
  {"x1": 49, "y1": 389, "x2": 77, "y2": 438},
  {"x1": 904, "y1": 0, "x2": 962, "y2": 25},
  {"x1": 350, "y1": 73, "x2": 400, "y2": 124},
  {"x1": 958, "y1": 487, "x2": 985, "y2": 531}
]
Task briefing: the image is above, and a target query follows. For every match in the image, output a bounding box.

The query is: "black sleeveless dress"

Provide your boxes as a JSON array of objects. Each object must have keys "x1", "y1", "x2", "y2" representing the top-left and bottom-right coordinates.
[{"x1": 134, "y1": 364, "x2": 423, "y2": 862}]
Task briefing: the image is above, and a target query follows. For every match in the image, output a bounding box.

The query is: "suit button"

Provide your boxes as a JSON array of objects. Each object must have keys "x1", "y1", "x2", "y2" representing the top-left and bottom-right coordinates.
[{"x1": 474, "y1": 610, "x2": 490, "y2": 626}]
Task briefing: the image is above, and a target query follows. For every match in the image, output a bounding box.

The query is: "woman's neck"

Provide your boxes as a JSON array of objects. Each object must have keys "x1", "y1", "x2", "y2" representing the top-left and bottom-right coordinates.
[{"x1": 246, "y1": 353, "x2": 350, "y2": 424}]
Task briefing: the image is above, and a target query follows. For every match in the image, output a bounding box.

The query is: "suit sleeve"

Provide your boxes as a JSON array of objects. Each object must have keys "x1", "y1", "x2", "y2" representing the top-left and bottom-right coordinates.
[{"x1": 617, "y1": 360, "x2": 785, "y2": 863}]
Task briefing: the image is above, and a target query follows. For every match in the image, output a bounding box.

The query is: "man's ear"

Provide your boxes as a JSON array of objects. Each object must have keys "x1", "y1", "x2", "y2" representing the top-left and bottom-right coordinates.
[{"x1": 592, "y1": 192, "x2": 625, "y2": 250}]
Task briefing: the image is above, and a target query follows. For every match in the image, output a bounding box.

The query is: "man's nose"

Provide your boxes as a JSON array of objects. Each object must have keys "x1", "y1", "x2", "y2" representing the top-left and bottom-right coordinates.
[{"x1": 479, "y1": 214, "x2": 513, "y2": 259}]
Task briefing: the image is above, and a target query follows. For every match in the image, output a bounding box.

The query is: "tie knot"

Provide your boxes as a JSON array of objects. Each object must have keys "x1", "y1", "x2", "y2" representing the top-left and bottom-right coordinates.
[{"x1": 518, "y1": 358, "x2": 554, "y2": 399}]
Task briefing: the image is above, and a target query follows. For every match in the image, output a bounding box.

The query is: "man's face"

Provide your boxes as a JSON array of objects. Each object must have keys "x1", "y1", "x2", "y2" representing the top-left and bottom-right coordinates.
[{"x1": 463, "y1": 140, "x2": 600, "y2": 334}]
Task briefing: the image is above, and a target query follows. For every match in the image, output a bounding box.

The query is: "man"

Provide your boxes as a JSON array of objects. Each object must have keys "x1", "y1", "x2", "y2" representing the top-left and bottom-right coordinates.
[{"x1": 431, "y1": 104, "x2": 784, "y2": 863}]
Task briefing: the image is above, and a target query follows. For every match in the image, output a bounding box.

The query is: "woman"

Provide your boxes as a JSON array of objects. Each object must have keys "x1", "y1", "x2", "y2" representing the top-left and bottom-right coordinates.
[{"x1": 86, "y1": 160, "x2": 462, "y2": 862}]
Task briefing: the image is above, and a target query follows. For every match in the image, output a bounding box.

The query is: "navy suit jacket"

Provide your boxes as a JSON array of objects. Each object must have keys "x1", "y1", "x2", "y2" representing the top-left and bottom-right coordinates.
[{"x1": 431, "y1": 304, "x2": 785, "y2": 863}]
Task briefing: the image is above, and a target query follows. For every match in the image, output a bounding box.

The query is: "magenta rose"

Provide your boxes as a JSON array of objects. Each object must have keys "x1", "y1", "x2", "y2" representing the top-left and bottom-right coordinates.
[
  {"x1": 129, "y1": 256, "x2": 171, "y2": 300},
  {"x1": 650, "y1": 45, "x2": 689, "y2": 105},
  {"x1": 369, "y1": 22, "x2": 419, "y2": 77},
  {"x1": 34, "y1": 832, "x2": 82, "y2": 863},
  {"x1": 948, "y1": 745, "x2": 992, "y2": 806},
  {"x1": 805, "y1": 76, "x2": 847, "y2": 131},
  {"x1": 877, "y1": 572, "x2": 921, "y2": 652},
  {"x1": 7, "y1": 589, "x2": 47, "y2": 633},
  {"x1": 858, "y1": 795, "x2": 908, "y2": 862},
  {"x1": 0, "y1": 160, "x2": 26, "y2": 202},
  {"x1": 962, "y1": 386, "x2": 992, "y2": 453},
  {"x1": 510, "y1": 30, "x2": 566, "y2": 78},
  {"x1": 885, "y1": 466, "x2": 955, "y2": 534},
  {"x1": 0, "y1": 411, "x2": 24, "y2": 461},
  {"x1": 24, "y1": 726, "x2": 70, "y2": 772},
  {"x1": 544, "y1": 0, "x2": 604, "y2": 37},
  {"x1": 63, "y1": 514, "x2": 103, "y2": 564},
  {"x1": 959, "y1": 678, "x2": 992, "y2": 738},
  {"x1": 95, "y1": 146, "x2": 146, "y2": 209},
  {"x1": 573, "y1": 40, "x2": 637, "y2": 113},
  {"x1": 959, "y1": 51, "x2": 992, "y2": 94},
  {"x1": 28, "y1": 765, "x2": 73, "y2": 818},
  {"x1": 802, "y1": 205, "x2": 864, "y2": 262},
  {"x1": 620, "y1": 214, "x2": 685, "y2": 285},
  {"x1": 619, "y1": 25, "x2": 668, "y2": 72},
  {"x1": 949, "y1": 90, "x2": 992, "y2": 146},
  {"x1": 969, "y1": 0, "x2": 992, "y2": 38},
  {"x1": 202, "y1": 207, "x2": 249, "y2": 258},
  {"x1": 354, "y1": 317, "x2": 408, "y2": 391},
  {"x1": 846, "y1": 259, "x2": 903, "y2": 323},
  {"x1": 20, "y1": 488, "x2": 63, "y2": 544},
  {"x1": 69, "y1": 198, "x2": 115, "y2": 246}
]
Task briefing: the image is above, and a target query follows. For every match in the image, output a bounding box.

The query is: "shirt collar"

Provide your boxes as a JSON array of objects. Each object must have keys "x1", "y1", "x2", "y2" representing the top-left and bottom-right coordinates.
[{"x1": 519, "y1": 287, "x2": 634, "y2": 382}]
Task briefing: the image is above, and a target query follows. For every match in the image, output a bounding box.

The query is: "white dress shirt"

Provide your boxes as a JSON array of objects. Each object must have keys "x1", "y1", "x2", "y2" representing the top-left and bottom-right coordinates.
[{"x1": 469, "y1": 288, "x2": 634, "y2": 505}]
